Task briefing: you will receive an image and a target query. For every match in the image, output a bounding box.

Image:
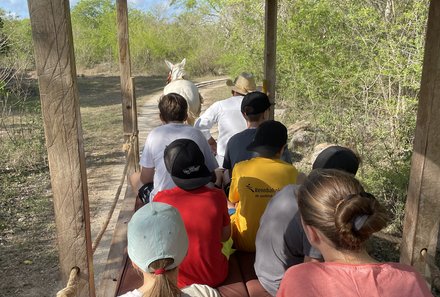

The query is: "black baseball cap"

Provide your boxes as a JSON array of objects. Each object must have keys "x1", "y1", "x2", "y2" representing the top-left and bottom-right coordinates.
[
  {"x1": 247, "y1": 120, "x2": 287, "y2": 156},
  {"x1": 164, "y1": 139, "x2": 212, "y2": 190},
  {"x1": 312, "y1": 146, "x2": 359, "y2": 175},
  {"x1": 241, "y1": 91, "x2": 272, "y2": 115}
]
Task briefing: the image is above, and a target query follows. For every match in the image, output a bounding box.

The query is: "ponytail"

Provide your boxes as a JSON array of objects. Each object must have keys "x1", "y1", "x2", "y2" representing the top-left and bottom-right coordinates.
[{"x1": 143, "y1": 258, "x2": 181, "y2": 297}]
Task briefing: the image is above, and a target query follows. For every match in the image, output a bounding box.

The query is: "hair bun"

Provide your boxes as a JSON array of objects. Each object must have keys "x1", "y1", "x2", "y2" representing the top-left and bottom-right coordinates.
[
  {"x1": 297, "y1": 169, "x2": 389, "y2": 252},
  {"x1": 334, "y1": 193, "x2": 387, "y2": 250}
]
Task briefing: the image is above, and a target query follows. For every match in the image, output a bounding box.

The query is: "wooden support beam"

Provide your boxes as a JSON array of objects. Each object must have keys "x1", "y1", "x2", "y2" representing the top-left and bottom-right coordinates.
[
  {"x1": 27, "y1": 1, "x2": 95, "y2": 296},
  {"x1": 400, "y1": 0, "x2": 440, "y2": 282},
  {"x1": 116, "y1": 0, "x2": 139, "y2": 173},
  {"x1": 97, "y1": 185, "x2": 137, "y2": 297},
  {"x1": 264, "y1": 0, "x2": 278, "y2": 120}
]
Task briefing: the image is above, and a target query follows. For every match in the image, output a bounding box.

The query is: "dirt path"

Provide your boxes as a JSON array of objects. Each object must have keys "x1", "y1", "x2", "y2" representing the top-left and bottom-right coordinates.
[{"x1": 88, "y1": 79, "x2": 229, "y2": 291}]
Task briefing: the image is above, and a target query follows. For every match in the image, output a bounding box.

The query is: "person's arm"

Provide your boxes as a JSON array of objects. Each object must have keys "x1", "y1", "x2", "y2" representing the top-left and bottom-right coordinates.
[
  {"x1": 208, "y1": 137, "x2": 217, "y2": 156},
  {"x1": 222, "y1": 138, "x2": 232, "y2": 170},
  {"x1": 129, "y1": 167, "x2": 154, "y2": 194},
  {"x1": 214, "y1": 168, "x2": 224, "y2": 188},
  {"x1": 222, "y1": 169, "x2": 231, "y2": 187},
  {"x1": 194, "y1": 102, "x2": 220, "y2": 140},
  {"x1": 140, "y1": 167, "x2": 154, "y2": 184},
  {"x1": 196, "y1": 130, "x2": 219, "y2": 171}
]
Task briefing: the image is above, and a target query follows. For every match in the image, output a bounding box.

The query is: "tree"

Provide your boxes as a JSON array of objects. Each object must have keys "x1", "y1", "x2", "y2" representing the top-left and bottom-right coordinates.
[
  {"x1": 0, "y1": 11, "x2": 11, "y2": 55},
  {"x1": 71, "y1": 0, "x2": 118, "y2": 67}
]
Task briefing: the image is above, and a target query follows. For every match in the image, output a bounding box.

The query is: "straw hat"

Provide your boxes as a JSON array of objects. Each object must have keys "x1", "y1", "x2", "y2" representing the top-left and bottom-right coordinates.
[{"x1": 226, "y1": 72, "x2": 257, "y2": 95}]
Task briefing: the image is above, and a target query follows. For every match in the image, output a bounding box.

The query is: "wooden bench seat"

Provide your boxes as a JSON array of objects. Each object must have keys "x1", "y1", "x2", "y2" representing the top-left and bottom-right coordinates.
[{"x1": 116, "y1": 250, "x2": 271, "y2": 297}]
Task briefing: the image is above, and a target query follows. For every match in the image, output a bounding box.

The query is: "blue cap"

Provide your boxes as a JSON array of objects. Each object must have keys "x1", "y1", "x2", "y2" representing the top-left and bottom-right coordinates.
[{"x1": 127, "y1": 202, "x2": 189, "y2": 273}]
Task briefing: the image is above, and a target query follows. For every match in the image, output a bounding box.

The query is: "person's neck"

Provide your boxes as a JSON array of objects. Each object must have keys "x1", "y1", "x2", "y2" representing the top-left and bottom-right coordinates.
[
  {"x1": 247, "y1": 119, "x2": 265, "y2": 128},
  {"x1": 322, "y1": 246, "x2": 377, "y2": 264},
  {"x1": 164, "y1": 121, "x2": 184, "y2": 124},
  {"x1": 138, "y1": 269, "x2": 179, "y2": 294},
  {"x1": 258, "y1": 152, "x2": 281, "y2": 159}
]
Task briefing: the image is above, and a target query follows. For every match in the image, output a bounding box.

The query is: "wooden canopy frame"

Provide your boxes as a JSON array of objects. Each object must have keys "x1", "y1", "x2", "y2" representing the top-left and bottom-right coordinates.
[{"x1": 26, "y1": 0, "x2": 440, "y2": 296}]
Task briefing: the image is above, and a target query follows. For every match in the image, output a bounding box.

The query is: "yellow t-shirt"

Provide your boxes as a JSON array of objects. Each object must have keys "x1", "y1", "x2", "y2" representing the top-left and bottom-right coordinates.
[{"x1": 229, "y1": 157, "x2": 298, "y2": 252}]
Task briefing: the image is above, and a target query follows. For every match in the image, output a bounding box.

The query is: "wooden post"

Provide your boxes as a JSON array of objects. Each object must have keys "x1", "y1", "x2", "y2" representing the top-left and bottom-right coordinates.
[
  {"x1": 264, "y1": 0, "x2": 278, "y2": 120},
  {"x1": 27, "y1": 1, "x2": 95, "y2": 296},
  {"x1": 400, "y1": 0, "x2": 440, "y2": 282},
  {"x1": 116, "y1": 0, "x2": 139, "y2": 172}
]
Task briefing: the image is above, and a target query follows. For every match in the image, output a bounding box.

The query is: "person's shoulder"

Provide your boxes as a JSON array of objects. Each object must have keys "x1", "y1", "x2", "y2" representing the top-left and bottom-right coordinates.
[
  {"x1": 227, "y1": 129, "x2": 249, "y2": 144},
  {"x1": 278, "y1": 160, "x2": 299, "y2": 173},
  {"x1": 181, "y1": 284, "x2": 221, "y2": 297},
  {"x1": 384, "y1": 262, "x2": 426, "y2": 275},
  {"x1": 195, "y1": 186, "x2": 227, "y2": 201},
  {"x1": 149, "y1": 122, "x2": 186, "y2": 135},
  {"x1": 147, "y1": 124, "x2": 165, "y2": 136},
  {"x1": 233, "y1": 158, "x2": 252, "y2": 171},
  {"x1": 202, "y1": 98, "x2": 222, "y2": 111},
  {"x1": 176, "y1": 124, "x2": 206, "y2": 138},
  {"x1": 286, "y1": 262, "x2": 322, "y2": 276},
  {"x1": 222, "y1": 95, "x2": 241, "y2": 102},
  {"x1": 282, "y1": 262, "x2": 322, "y2": 284},
  {"x1": 235, "y1": 128, "x2": 255, "y2": 138},
  {"x1": 154, "y1": 187, "x2": 181, "y2": 201},
  {"x1": 271, "y1": 184, "x2": 299, "y2": 202}
]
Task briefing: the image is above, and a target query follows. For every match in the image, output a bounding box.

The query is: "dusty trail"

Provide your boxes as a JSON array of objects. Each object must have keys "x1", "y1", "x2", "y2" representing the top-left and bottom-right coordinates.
[{"x1": 89, "y1": 80, "x2": 227, "y2": 290}]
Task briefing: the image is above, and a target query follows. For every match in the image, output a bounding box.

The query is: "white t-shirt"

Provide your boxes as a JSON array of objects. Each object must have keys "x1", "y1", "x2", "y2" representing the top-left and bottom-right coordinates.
[
  {"x1": 139, "y1": 123, "x2": 218, "y2": 199},
  {"x1": 118, "y1": 284, "x2": 221, "y2": 297},
  {"x1": 194, "y1": 95, "x2": 247, "y2": 165}
]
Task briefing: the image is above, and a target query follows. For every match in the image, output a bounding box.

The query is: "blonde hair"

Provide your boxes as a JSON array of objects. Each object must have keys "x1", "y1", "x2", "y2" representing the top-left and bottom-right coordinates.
[
  {"x1": 142, "y1": 258, "x2": 182, "y2": 297},
  {"x1": 297, "y1": 169, "x2": 388, "y2": 250}
]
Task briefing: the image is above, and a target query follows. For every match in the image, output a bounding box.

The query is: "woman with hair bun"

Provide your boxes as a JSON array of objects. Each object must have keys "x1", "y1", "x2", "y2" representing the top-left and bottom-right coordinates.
[{"x1": 277, "y1": 169, "x2": 432, "y2": 297}]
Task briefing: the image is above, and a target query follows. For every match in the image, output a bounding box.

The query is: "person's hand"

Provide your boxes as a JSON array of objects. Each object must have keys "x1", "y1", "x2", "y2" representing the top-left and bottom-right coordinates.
[
  {"x1": 214, "y1": 168, "x2": 225, "y2": 188},
  {"x1": 208, "y1": 137, "x2": 217, "y2": 156}
]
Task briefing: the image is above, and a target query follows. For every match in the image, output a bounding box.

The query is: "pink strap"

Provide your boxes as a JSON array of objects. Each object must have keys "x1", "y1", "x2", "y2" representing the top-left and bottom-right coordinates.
[{"x1": 154, "y1": 268, "x2": 166, "y2": 275}]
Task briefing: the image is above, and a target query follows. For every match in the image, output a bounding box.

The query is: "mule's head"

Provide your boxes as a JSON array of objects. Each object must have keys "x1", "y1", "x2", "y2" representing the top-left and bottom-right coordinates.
[{"x1": 165, "y1": 58, "x2": 187, "y2": 84}]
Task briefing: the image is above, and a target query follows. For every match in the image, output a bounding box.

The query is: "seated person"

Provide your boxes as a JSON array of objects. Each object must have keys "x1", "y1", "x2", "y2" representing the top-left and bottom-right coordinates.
[
  {"x1": 222, "y1": 91, "x2": 291, "y2": 192},
  {"x1": 278, "y1": 169, "x2": 433, "y2": 297},
  {"x1": 255, "y1": 145, "x2": 360, "y2": 296},
  {"x1": 229, "y1": 120, "x2": 298, "y2": 252},
  {"x1": 129, "y1": 93, "x2": 218, "y2": 201},
  {"x1": 154, "y1": 139, "x2": 230, "y2": 288},
  {"x1": 194, "y1": 72, "x2": 257, "y2": 165},
  {"x1": 119, "y1": 202, "x2": 221, "y2": 297}
]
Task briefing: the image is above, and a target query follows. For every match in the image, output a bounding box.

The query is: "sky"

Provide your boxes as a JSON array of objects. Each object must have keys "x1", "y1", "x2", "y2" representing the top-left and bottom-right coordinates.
[{"x1": 0, "y1": 0, "x2": 162, "y2": 19}]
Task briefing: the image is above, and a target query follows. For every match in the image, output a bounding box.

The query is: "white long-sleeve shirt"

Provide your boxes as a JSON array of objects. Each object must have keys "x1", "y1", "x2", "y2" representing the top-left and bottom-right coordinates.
[{"x1": 194, "y1": 95, "x2": 247, "y2": 165}]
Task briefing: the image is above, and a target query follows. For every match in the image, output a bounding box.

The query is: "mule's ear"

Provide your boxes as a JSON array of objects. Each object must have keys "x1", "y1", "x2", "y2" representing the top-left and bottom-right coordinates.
[
  {"x1": 165, "y1": 60, "x2": 174, "y2": 70},
  {"x1": 180, "y1": 58, "x2": 186, "y2": 68}
]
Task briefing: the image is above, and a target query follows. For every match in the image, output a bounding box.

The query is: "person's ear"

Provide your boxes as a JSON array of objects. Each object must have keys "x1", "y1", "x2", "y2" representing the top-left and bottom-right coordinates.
[
  {"x1": 302, "y1": 219, "x2": 321, "y2": 246},
  {"x1": 159, "y1": 113, "x2": 166, "y2": 123},
  {"x1": 279, "y1": 144, "x2": 287, "y2": 156},
  {"x1": 263, "y1": 108, "x2": 270, "y2": 120}
]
